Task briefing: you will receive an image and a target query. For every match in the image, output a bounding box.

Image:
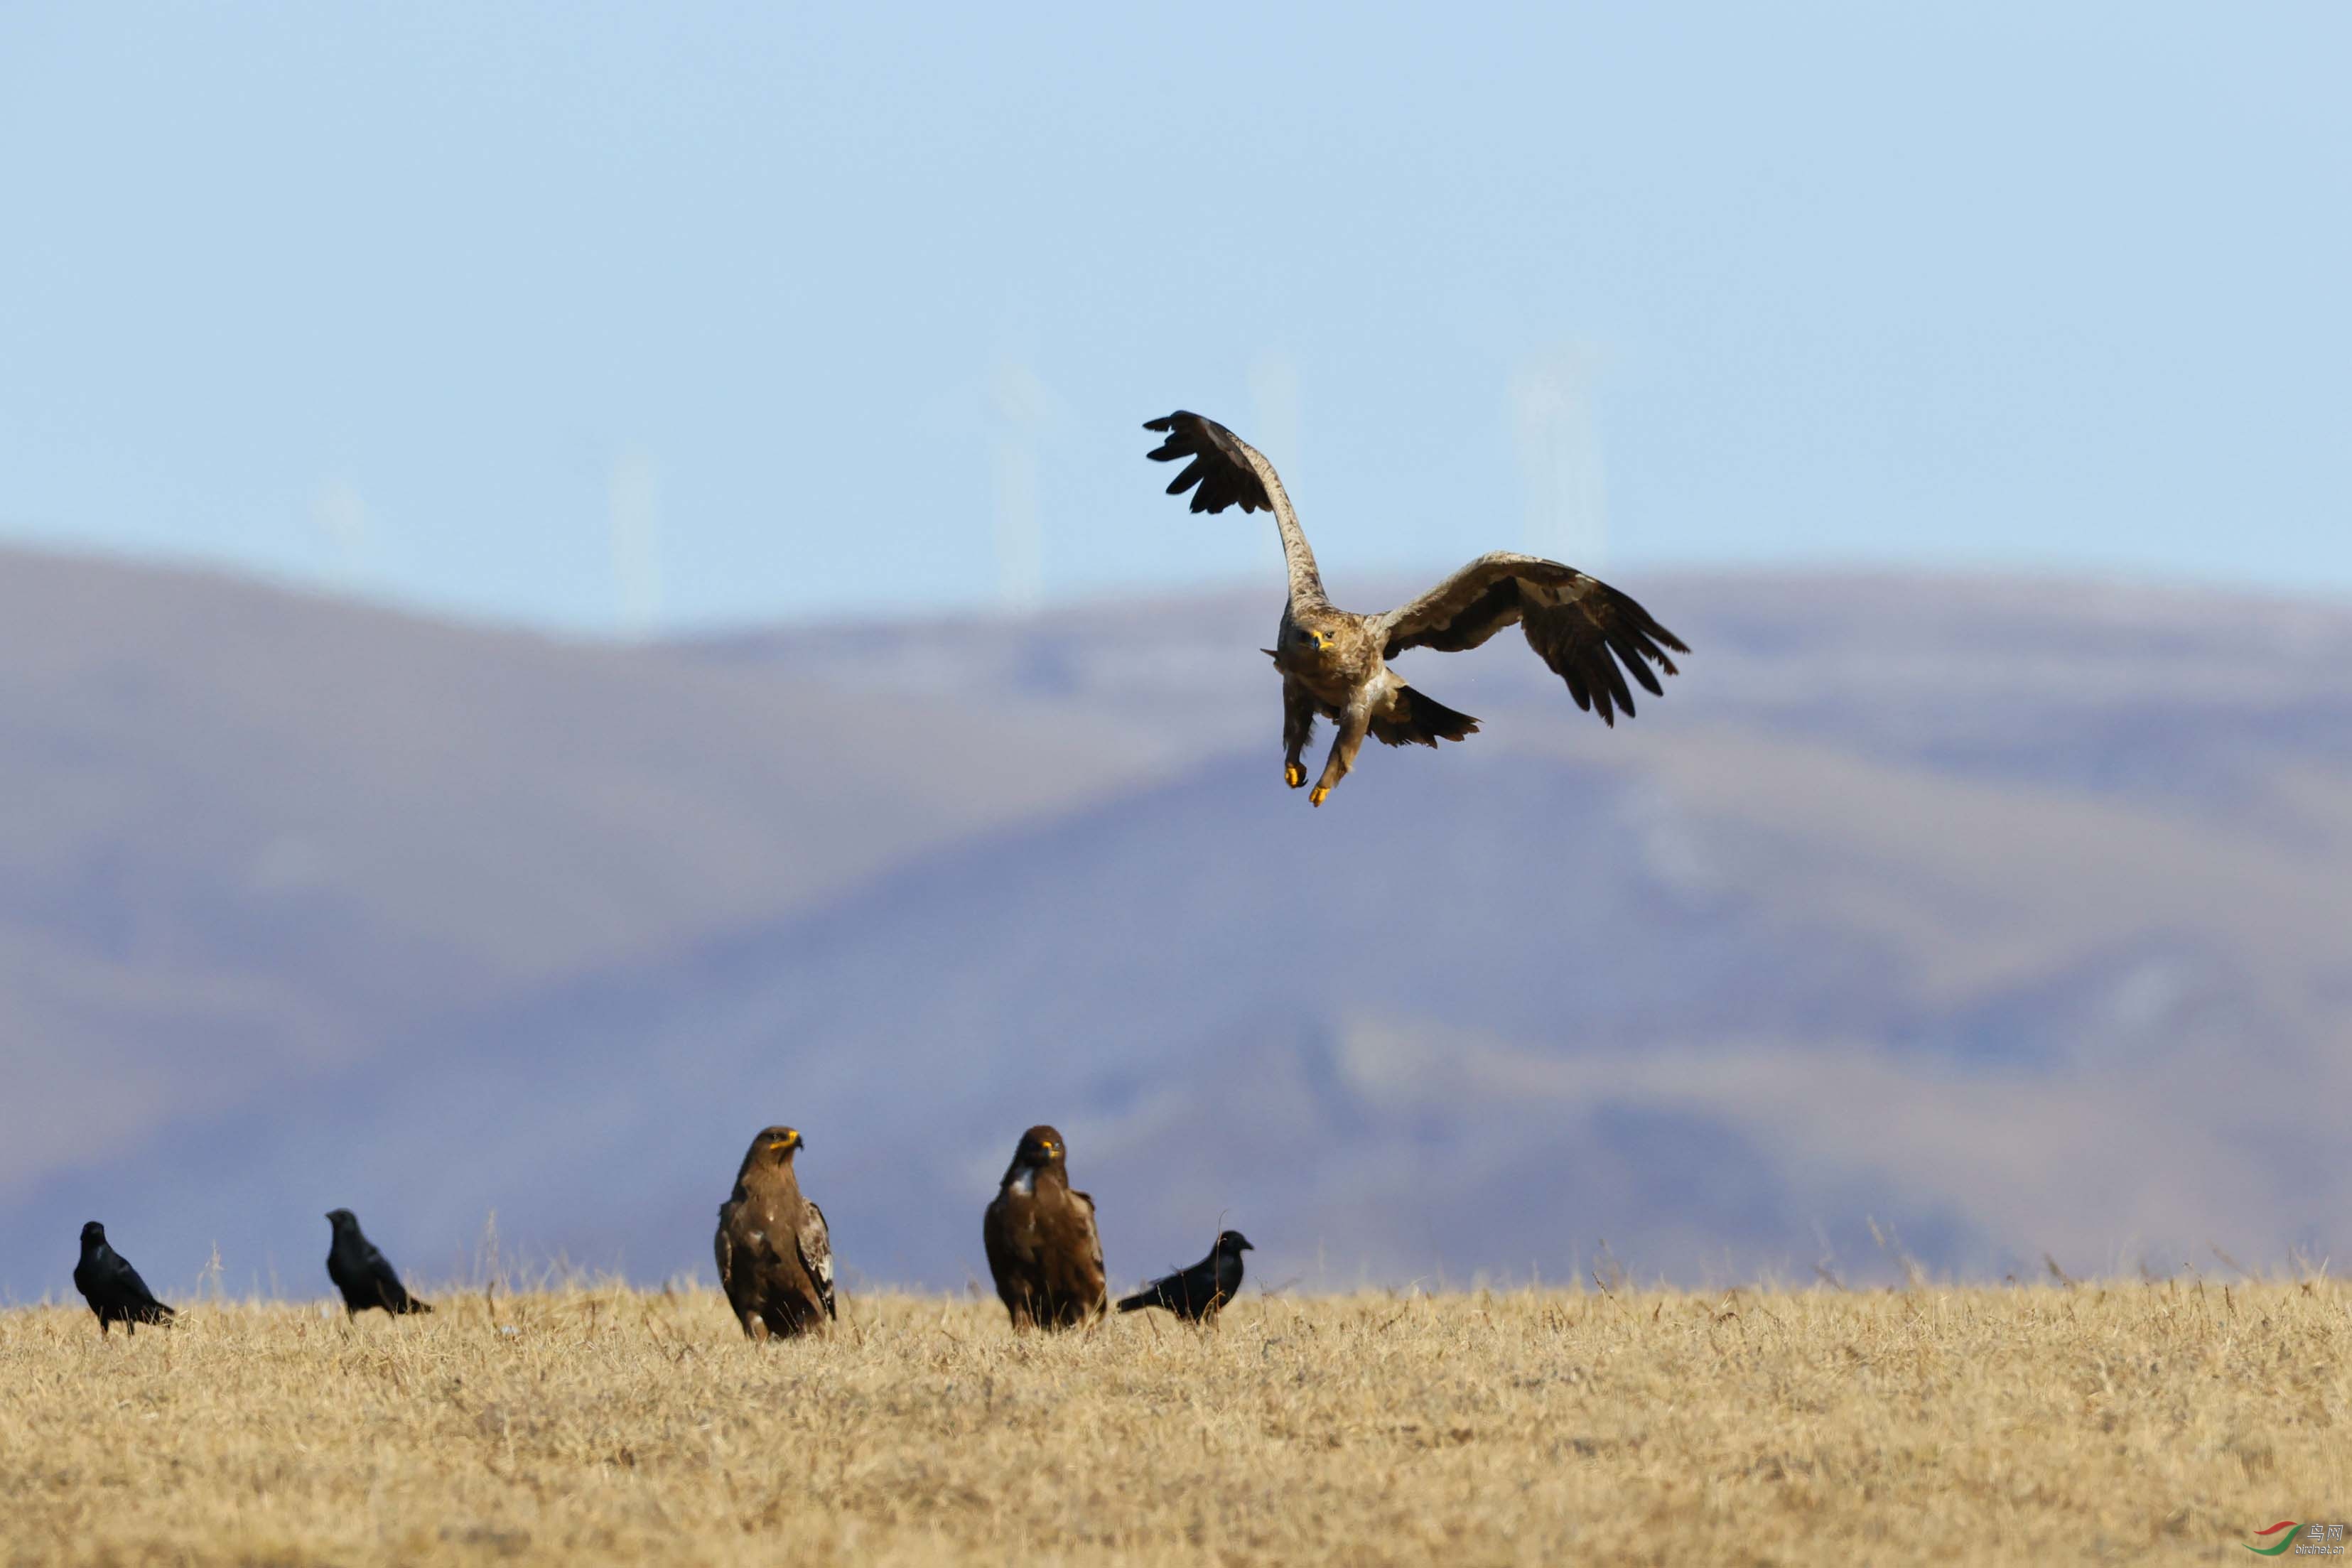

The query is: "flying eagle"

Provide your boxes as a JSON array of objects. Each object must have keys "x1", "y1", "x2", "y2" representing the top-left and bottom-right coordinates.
[
  {"x1": 714, "y1": 1125, "x2": 836, "y2": 1339},
  {"x1": 72, "y1": 1221, "x2": 174, "y2": 1336},
  {"x1": 1143, "y1": 411, "x2": 1689, "y2": 804},
  {"x1": 982, "y1": 1125, "x2": 1107, "y2": 1331},
  {"x1": 1116, "y1": 1230, "x2": 1253, "y2": 1323},
  {"x1": 324, "y1": 1209, "x2": 432, "y2": 1317}
]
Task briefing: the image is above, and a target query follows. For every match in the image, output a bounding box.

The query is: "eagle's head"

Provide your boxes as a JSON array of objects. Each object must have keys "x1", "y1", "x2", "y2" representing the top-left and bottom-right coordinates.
[
  {"x1": 1286, "y1": 622, "x2": 1342, "y2": 658},
  {"x1": 754, "y1": 1125, "x2": 806, "y2": 1164},
  {"x1": 1012, "y1": 1125, "x2": 1066, "y2": 1168},
  {"x1": 1001, "y1": 1125, "x2": 1069, "y2": 1192}
]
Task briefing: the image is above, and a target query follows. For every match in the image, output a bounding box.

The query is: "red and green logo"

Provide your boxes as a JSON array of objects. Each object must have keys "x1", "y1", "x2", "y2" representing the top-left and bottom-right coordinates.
[{"x1": 2247, "y1": 1523, "x2": 2302, "y2": 1556}]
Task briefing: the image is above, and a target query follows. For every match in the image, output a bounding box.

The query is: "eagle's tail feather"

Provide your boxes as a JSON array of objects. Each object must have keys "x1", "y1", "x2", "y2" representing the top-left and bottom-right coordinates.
[{"x1": 1370, "y1": 686, "x2": 1480, "y2": 749}]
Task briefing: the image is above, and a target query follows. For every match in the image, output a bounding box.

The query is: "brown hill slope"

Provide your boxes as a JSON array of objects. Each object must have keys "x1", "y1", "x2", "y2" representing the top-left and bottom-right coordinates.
[
  {"x1": 4, "y1": 553, "x2": 2349, "y2": 1297},
  {"x1": 0, "y1": 548, "x2": 1136, "y2": 1198}
]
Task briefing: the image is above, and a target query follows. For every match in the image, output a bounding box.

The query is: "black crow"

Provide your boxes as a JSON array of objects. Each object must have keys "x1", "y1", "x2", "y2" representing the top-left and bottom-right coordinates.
[
  {"x1": 72, "y1": 1221, "x2": 174, "y2": 1335},
  {"x1": 1116, "y1": 1230, "x2": 1253, "y2": 1321},
  {"x1": 325, "y1": 1209, "x2": 432, "y2": 1316}
]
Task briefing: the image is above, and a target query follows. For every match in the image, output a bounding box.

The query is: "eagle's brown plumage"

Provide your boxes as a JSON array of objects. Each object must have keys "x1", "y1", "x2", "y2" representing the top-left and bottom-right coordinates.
[
  {"x1": 713, "y1": 1125, "x2": 835, "y2": 1339},
  {"x1": 1143, "y1": 411, "x2": 1689, "y2": 804},
  {"x1": 982, "y1": 1124, "x2": 1106, "y2": 1331}
]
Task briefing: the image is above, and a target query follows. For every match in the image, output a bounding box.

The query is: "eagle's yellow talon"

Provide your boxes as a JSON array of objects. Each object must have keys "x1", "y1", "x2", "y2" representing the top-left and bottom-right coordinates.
[
  {"x1": 1285, "y1": 763, "x2": 1306, "y2": 789},
  {"x1": 1309, "y1": 784, "x2": 1329, "y2": 807}
]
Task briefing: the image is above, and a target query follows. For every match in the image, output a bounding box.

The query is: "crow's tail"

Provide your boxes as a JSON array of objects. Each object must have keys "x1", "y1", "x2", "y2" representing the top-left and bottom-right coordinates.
[{"x1": 1116, "y1": 1290, "x2": 1155, "y2": 1314}]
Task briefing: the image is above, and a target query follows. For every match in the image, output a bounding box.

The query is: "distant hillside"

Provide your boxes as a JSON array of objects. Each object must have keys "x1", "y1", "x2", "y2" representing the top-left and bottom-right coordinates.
[
  {"x1": 4, "y1": 550, "x2": 2348, "y2": 1300},
  {"x1": 0, "y1": 550, "x2": 1134, "y2": 1206}
]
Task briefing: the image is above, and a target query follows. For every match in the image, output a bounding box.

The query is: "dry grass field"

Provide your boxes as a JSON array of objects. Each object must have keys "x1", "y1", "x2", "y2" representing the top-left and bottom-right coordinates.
[{"x1": 3, "y1": 1281, "x2": 2348, "y2": 1565}]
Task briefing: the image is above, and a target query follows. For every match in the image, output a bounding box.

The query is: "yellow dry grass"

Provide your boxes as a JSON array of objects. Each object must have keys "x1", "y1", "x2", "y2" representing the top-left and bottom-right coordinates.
[{"x1": 2, "y1": 1281, "x2": 2347, "y2": 1565}]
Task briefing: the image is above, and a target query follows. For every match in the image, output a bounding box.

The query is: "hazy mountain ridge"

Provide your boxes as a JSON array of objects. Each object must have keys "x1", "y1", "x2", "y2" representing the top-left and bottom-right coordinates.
[
  {"x1": 3, "y1": 550, "x2": 2348, "y2": 1300},
  {"x1": 0, "y1": 547, "x2": 1140, "y2": 1199}
]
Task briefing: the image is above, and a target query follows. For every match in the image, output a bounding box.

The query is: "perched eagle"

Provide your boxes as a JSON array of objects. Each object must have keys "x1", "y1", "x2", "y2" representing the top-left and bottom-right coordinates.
[
  {"x1": 324, "y1": 1209, "x2": 432, "y2": 1317},
  {"x1": 1116, "y1": 1230, "x2": 1253, "y2": 1323},
  {"x1": 1143, "y1": 411, "x2": 1689, "y2": 804},
  {"x1": 72, "y1": 1221, "x2": 174, "y2": 1336},
  {"x1": 714, "y1": 1125, "x2": 836, "y2": 1339},
  {"x1": 982, "y1": 1125, "x2": 1107, "y2": 1331}
]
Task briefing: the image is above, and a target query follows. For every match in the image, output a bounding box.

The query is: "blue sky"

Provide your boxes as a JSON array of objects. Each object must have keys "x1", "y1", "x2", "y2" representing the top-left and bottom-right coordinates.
[{"x1": 2, "y1": 4, "x2": 2345, "y2": 634}]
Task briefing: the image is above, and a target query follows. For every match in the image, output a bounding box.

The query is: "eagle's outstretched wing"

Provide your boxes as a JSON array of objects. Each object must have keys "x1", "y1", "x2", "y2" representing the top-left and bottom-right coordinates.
[
  {"x1": 1143, "y1": 412, "x2": 1327, "y2": 606},
  {"x1": 1379, "y1": 553, "x2": 1688, "y2": 725}
]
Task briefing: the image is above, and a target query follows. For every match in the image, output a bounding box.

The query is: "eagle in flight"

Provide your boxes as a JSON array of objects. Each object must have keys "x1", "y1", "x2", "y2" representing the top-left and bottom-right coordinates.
[{"x1": 1143, "y1": 411, "x2": 1689, "y2": 804}]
